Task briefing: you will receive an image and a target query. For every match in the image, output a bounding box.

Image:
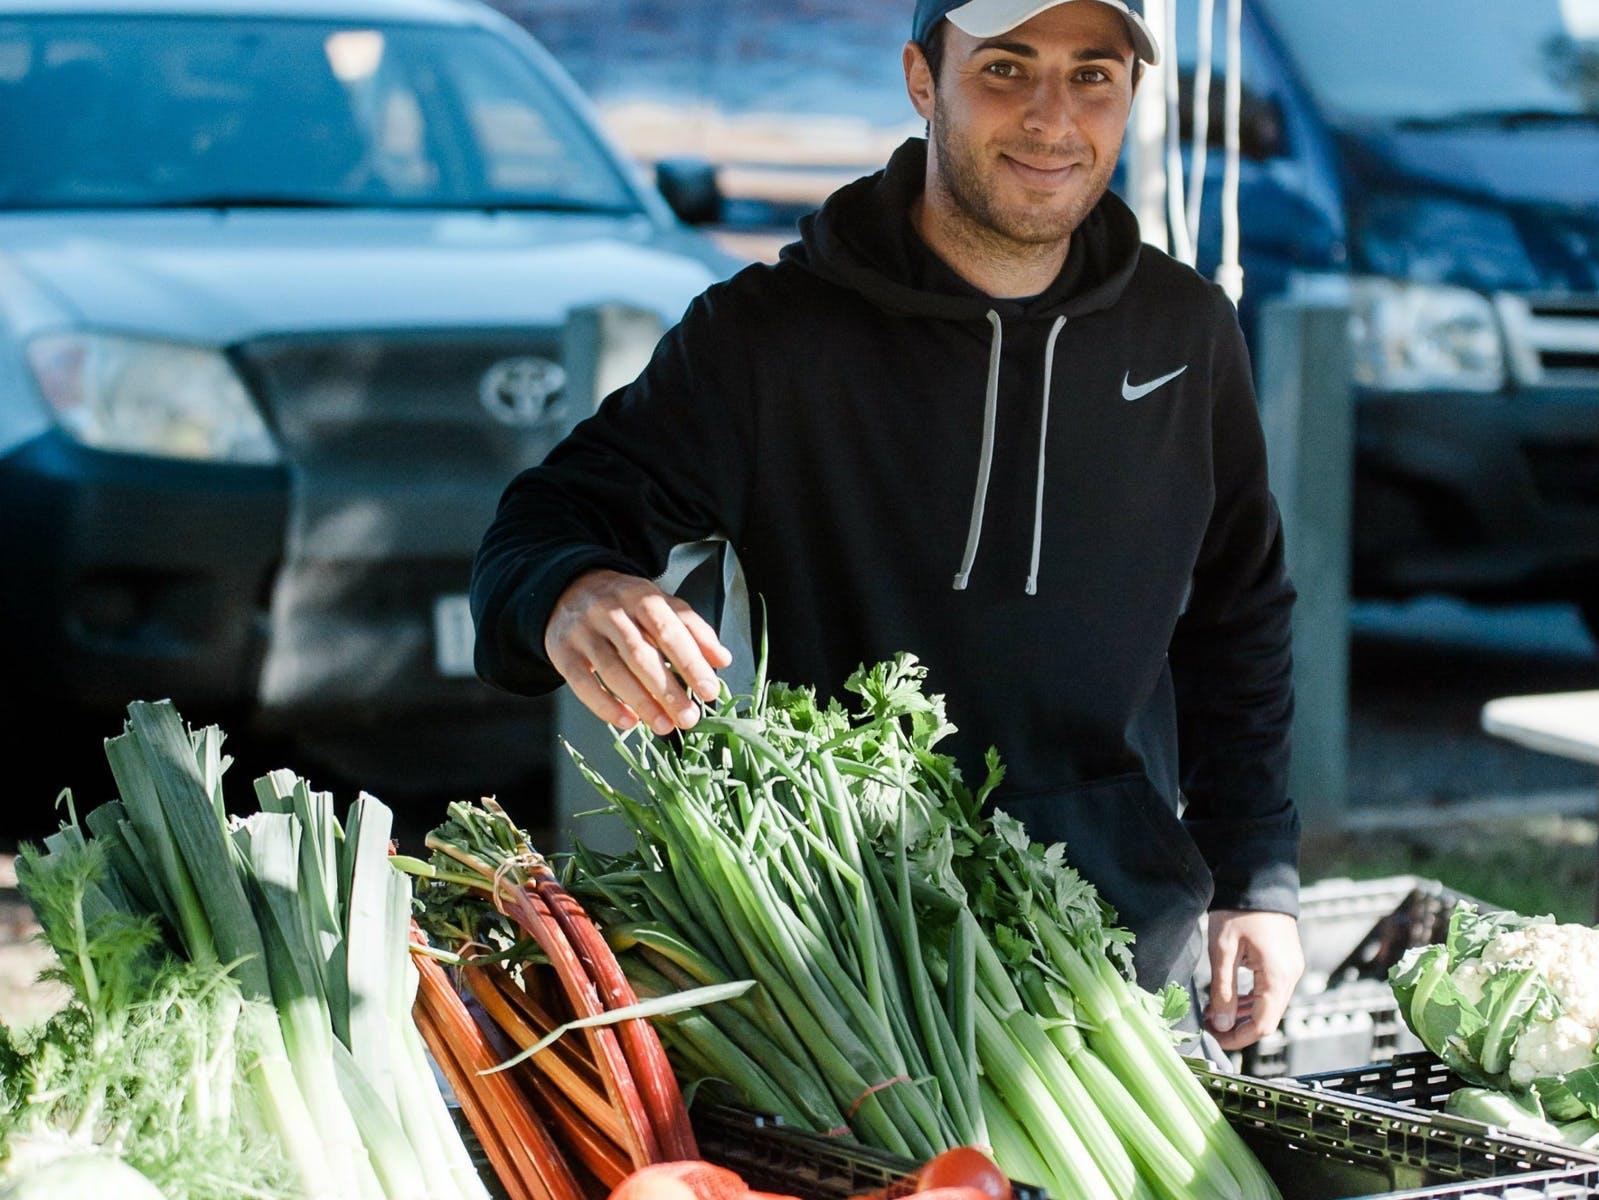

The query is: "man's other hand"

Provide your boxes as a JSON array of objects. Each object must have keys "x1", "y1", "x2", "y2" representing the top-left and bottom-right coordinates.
[
  {"x1": 1204, "y1": 909, "x2": 1304, "y2": 1051},
  {"x1": 544, "y1": 569, "x2": 732, "y2": 735}
]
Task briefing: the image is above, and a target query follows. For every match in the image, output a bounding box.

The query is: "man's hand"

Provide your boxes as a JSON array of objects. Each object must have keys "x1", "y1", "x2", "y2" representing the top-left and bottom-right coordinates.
[
  {"x1": 544, "y1": 569, "x2": 732, "y2": 735},
  {"x1": 1204, "y1": 910, "x2": 1304, "y2": 1051}
]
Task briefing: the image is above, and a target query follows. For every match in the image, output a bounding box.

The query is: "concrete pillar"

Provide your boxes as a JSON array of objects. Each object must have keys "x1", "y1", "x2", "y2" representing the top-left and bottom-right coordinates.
[
  {"x1": 1256, "y1": 284, "x2": 1354, "y2": 833},
  {"x1": 550, "y1": 305, "x2": 665, "y2": 854}
]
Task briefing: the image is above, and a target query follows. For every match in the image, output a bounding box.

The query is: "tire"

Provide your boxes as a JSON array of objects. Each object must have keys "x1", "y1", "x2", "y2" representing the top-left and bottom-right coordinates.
[{"x1": 1581, "y1": 597, "x2": 1599, "y2": 649}]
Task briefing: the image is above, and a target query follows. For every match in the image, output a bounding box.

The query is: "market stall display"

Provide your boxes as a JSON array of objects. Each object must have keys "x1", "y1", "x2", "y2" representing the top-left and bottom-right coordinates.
[
  {"x1": 5, "y1": 681, "x2": 1599, "y2": 1200},
  {"x1": 550, "y1": 653, "x2": 1278, "y2": 1200},
  {"x1": 696, "y1": 1071, "x2": 1599, "y2": 1200}
]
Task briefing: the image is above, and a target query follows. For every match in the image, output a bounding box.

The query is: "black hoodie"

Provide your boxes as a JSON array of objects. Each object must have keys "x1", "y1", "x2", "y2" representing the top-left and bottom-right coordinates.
[{"x1": 472, "y1": 138, "x2": 1300, "y2": 991}]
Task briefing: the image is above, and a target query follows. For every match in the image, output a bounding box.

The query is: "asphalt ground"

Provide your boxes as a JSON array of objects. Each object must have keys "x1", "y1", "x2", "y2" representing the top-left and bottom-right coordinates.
[{"x1": 1346, "y1": 598, "x2": 1597, "y2": 810}]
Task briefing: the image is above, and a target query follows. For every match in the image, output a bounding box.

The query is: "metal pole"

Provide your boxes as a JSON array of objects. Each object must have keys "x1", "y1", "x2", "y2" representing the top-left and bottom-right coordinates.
[
  {"x1": 1161, "y1": 0, "x2": 1192, "y2": 265},
  {"x1": 1215, "y1": 0, "x2": 1244, "y2": 302}
]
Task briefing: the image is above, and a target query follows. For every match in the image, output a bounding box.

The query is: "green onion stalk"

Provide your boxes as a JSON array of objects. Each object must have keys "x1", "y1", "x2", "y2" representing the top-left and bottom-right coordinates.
[{"x1": 565, "y1": 649, "x2": 1280, "y2": 1200}]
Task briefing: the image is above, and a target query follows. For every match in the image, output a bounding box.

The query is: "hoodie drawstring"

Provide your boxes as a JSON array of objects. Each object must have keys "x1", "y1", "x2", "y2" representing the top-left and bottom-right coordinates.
[
  {"x1": 951, "y1": 310, "x2": 1004, "y2": 591},
  {"x1": 951, "y1": 311, "x2": 1068, "y2": 595},
  {"x1": 1027, "y1": 315, "x2": 1069, "y2": 595}
]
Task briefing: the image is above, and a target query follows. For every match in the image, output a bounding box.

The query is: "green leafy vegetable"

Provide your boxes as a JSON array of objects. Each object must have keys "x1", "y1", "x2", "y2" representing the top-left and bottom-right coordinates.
[
  {"x1": 1, "y1": 837, "x2": 296, "y2": 1200},
  {"x1": 556, "y1": 650, "x2": 1278, "y2": 1200}
]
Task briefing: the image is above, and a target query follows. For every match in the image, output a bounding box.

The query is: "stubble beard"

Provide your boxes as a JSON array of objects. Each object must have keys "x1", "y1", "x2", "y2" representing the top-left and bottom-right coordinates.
[{"x1": 930, "y1": 90, "x2": 1119, "y2": 250}]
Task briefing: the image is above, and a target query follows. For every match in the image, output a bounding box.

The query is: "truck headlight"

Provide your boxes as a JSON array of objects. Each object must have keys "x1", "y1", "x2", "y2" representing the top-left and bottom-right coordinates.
[
  {"x1": 25, "y1": 332, "x2": 280, "y2": 464},
  {"x1": 1348, "y1": 278, "x2": 1506, "y2": 393}
]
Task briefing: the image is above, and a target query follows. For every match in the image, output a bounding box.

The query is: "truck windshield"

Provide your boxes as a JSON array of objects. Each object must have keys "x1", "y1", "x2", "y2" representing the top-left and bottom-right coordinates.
[
  {"x1": 0, "y1": 16, "x2": 640, "y2": 212},
  {"x1": 1255, "y1": 0, "x2": 1599, "y2": 125}
]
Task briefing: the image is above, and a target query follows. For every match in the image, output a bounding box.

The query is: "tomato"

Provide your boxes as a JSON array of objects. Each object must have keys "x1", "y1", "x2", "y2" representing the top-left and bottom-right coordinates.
[
  {"x1": 609, "y1": 1162, "x2": 752, "y2": 1200},
  {"x1": 914, "y1": 1187, "x2": 999, "y2": 1200},
  {"x1": 607, "y1": 1168, "x2": 699, "y2": 1200},
  {"x1": 916, "y1": 1148, "x2": 1012, "y2": 1200}
]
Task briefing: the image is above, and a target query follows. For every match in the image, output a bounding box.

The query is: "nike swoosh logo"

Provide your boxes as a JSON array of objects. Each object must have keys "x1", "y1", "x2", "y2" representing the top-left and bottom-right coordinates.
[{"x1": 1122, "y1": 366, "x2": 1189, "y2": 402}]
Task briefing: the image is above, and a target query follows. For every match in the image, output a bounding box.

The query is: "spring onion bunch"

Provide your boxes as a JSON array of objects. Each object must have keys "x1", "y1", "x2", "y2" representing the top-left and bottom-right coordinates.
[{"x1": 567, "y1": 652, "x2": 1279, "y2": 1200}]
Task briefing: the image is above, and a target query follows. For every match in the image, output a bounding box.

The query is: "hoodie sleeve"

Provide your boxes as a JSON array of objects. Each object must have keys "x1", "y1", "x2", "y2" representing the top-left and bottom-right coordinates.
[
  {"x1": 1170, "y1": 291, "x2": 1301, "y2": 918},
  {"x1": 469, "y1": 286, "x2": 755, "y2": 696}
]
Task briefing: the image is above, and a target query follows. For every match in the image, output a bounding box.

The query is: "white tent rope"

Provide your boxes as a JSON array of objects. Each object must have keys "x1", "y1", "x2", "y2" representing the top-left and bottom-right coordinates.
[
  {"x1": 1186, "y1": 0, "x2": 1215, "y2": 254},
  {"x1": 1216, "y1": 0, "x2": 1245, "y2": 302}
]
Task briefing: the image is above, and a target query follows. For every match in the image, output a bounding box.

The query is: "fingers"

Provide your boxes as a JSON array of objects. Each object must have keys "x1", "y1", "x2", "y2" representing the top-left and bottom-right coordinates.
[
  {"x1": 1212, "y1": 996, "x2": 1261, "y2": 1052},
  {"x1": 1241, "y1": 924, "x2": 1304, "y2": 1047},
  {"x1": 672, "y1": 598, "x2": 734, "y2": 672},
  {"x1": 551, "y1": 644, "x2": 643, "y2": 731},
  {"x1": 1207, "y1": 913, "x2": 1304, "y2": 1050},
  {"x1": 543, "y1": 570, "x2": 730, "y2": 732},
  {"x1": 1246, "y1": 959, "x2": 1294, "y2": 1046},
  {"x1": 1206, "y1": 927, "x2": 1240, "y2": 1041},
  {"x1": 642, "y1": 595, "x2": 723, "y2": 702},
  {"x1": 595, "y1": 609, "x2": 702, "y2": 729},
  {"x1": 587, "y1": 641, "x2": 681, "y2": 735}
]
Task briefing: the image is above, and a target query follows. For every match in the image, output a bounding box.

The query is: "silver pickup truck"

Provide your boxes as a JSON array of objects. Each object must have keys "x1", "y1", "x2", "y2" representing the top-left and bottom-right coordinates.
[{"x1": 0, "y1": 0, "x2": 731, "y2": 799}]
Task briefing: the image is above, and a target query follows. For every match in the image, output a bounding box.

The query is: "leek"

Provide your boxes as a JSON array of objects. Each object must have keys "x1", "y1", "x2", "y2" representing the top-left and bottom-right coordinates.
[{"x1": 28, "y1": 700, "x2": 489, "y2": 1200}]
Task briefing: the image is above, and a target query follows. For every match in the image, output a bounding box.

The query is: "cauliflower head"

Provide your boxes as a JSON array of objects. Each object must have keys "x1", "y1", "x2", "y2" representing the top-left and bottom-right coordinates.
[
  {"x1": 1479, "y1": 923, "x2": 1599, "y2": 1031},
  {"x1": 1391, "y1": 904, "x2": 1599, "y2": 1122}
]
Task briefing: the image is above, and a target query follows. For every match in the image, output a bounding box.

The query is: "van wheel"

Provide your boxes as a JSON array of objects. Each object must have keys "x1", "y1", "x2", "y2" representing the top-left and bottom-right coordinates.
[{"x1": 1581, "y1": 597, "x2": 1599, "y2": 650}]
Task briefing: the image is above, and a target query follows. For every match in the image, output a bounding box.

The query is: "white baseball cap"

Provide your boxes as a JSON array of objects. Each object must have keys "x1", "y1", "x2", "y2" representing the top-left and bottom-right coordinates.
[{"x1": 915, "y1": 0, "x2": 1161, "y2": 66}]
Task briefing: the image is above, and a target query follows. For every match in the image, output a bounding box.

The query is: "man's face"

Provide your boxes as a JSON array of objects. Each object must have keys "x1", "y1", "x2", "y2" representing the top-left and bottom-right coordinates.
[{"x1": 906, "y1": 4, "x2": 1138, "y2": 246}]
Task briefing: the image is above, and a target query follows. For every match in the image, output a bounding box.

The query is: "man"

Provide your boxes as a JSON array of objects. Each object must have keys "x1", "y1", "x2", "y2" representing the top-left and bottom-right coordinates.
[{"x1": 472, "y1": 0, "x2": 1304, "y2": 1050}]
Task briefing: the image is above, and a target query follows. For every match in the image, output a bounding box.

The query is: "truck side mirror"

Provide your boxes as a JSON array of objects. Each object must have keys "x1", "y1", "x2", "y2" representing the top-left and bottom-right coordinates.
[
  {"x1": 655, "y1": 158, "x2": 722, "y2": 225},
  {"x1": 1239, "y1": 92, "x2": 1288, "y2": 161}
]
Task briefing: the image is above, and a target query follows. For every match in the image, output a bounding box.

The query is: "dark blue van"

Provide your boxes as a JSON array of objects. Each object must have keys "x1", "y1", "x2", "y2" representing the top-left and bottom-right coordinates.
[{"x1": 1166, "y1": 0, "x2": 1599, "y2": 639}]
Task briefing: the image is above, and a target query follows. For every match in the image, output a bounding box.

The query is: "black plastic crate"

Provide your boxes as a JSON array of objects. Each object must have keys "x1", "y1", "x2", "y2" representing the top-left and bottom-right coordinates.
[
  {"x1": 1297, "y1": 1051, "x2": 1466, "y2": 1113},
  {"x1": 1366, "y1": 1168, "x2": 1599, "y2": 1199},
  {"x1": 692, "y1": 1106, "x2": 1047, "y2": 1200},
  {"x1": 694, "y1": 1062, "x2": 1599, "y2": 1200},
  {"x1": 1200, "y1": 1062, "x2": 1598, "y2": 1197},
  {"x1": 1227, "y1": 877, "x2": 1493, "y2": 1078}
]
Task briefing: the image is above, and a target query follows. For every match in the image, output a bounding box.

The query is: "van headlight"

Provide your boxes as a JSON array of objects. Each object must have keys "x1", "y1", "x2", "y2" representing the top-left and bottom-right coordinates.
[
  {"x1": 26, "y1": 332, "x2": 280, "y2": 464},
  {"x1": 1348, "y1": 278, "x2": 1506, "y2": 393}
]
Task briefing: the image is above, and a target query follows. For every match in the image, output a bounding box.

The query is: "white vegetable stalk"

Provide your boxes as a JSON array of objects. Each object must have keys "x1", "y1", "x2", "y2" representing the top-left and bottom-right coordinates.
[{"x1": 66, "y1": 701, "x2": 488, "y2": 1200}]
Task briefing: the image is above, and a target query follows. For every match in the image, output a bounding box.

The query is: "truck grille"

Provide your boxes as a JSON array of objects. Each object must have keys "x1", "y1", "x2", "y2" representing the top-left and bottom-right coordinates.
[
  {"x1": 1523, "y1": 439, "x2": 1599, "y2": 508},
  {"x1": 231, "y1": 328, "x2": 578, "y2": 708},
  {"x1": 1496, "y1": 294, "x2": 1599, "y2": 388},
  {"x1": 237, "y1": 330, "x2": 571, "y2": 474}
]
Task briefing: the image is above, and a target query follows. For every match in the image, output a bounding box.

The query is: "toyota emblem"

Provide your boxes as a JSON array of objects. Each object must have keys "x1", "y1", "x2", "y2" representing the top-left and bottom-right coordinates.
[{"x1": 480, "y1": 356, "x2": 568, "y2": 426}]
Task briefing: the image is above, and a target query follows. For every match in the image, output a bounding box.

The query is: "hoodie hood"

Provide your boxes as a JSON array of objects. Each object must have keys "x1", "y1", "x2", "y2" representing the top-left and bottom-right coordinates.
[
  {"x1": 783, "y1": 136, "x2": 1148, "y2": 595},
  {"x1": 781, "y1": 137, "x2": 1144, "y2": 323}
]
